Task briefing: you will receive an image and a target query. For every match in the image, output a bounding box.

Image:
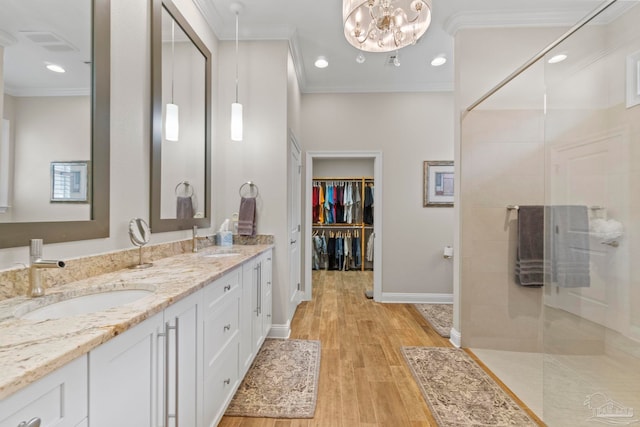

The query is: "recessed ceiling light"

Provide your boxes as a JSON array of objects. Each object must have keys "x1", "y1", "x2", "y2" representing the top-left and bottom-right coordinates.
[
  {"x1": 431, "y1": 55, "x2": 447, "y2": 67},
  {"x1": 356, "y1": 53, "x2": 366, "y2": 64},
  {"x1": 45, "y1": 63, "x2": 65, "y2": 73},
  {"x1": 548, "y1": 54, "x2": 568, "y2": 64},
  {"x1": 314, "y1": 56, "x2": 328, "y2": 69}
]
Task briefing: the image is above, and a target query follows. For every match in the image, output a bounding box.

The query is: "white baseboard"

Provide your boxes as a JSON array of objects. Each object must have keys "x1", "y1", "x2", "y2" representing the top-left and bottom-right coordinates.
[
  {"x1": 380, "y1": 292, "x2": 453, "y2": 304},
  {"x1": 267, "y1": 322, "x2": 291, "y2": 339},
  {"x1": 449, "y1": 328, "x2": 461, "y2": 348}
]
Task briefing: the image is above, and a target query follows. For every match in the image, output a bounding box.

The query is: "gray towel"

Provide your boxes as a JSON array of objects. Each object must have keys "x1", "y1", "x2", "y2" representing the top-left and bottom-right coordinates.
[
  {"x1": 515, "y1": 206, "x2": 545, "y2": 287},
  {"x1": 238, "y1": 197, "x2": 256, "y2": 236},
  {"x1": 549, "y1": 205, "x2": 590, "y2": 287},
  {"x1": 176, "y1": 196, "x2": 194, "y2": 219}
]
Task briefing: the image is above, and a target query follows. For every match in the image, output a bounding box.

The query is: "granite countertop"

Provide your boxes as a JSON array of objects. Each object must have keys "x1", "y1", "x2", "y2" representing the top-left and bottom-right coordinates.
[{"x1": 0, "y1": 244, "x2": 272, "y2": 400}]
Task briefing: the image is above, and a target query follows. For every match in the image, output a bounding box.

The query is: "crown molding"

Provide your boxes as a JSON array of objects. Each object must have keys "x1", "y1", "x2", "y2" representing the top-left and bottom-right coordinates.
[
  {"x1": 444, "y1": 2, "x2": 637, "y2": 36},
  {"x1": 4, "y1": 86, "x2": 90, "y2": 97},
  {"x1": 288, "y1": 29, "x2": 307, "y2": 94},
  {"x1": 301, "y1": 81, "x2": 454, "y2": 94},
  {"x1": 443, "y1": 9, "x2": 583, "y2": 35}
]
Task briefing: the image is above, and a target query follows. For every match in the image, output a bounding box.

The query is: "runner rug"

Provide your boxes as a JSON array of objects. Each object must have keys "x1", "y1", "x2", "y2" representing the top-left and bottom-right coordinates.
[
  {"x1": 413, "y1": 303, "x2": 453, "y2": 337},
  {"x1": 402, "y1": 347, "x2": 539, "y2": 426},
  {"x1": 225, "y1": 338, "x2": 321, "y2": 418}
]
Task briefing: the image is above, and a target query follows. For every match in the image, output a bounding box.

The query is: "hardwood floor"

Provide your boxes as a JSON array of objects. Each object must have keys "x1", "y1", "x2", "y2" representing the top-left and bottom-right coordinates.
[{"x1": 219, "y1": 270, "x2": 451, "y2": 427}]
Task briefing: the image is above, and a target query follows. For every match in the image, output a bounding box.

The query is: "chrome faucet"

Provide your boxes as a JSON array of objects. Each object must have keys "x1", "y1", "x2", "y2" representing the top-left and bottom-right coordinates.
[
  {"x1": 29, "y1": 239, "x2": 65, "y2": 297},
  {"x1": 192, "y1": 226, "x2": 207, "y2": 253}
]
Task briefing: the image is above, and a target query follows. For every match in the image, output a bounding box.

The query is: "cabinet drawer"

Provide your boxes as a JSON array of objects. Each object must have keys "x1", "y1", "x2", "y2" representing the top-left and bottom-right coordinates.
[
  {"x1": 204, "y1": 339, "x2": 239, "y2": 427},
  {"x1": 204, "y1": 291, "x2": 240, "y2": 363},
  {"x1": 0, "y1": 355, "x2": 87, "y2": 427},
  {"x1": 204, "y1": 268, "x2": 240, "y2": 308}
]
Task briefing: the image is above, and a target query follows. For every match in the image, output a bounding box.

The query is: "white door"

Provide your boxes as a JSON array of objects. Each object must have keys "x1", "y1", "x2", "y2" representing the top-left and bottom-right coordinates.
[
  {"x1": 546, "y1": 131, "x2": 630, "y2": 336},
  {"x1": 288, "y1": 134, "x2": 302, "y2": 318}
]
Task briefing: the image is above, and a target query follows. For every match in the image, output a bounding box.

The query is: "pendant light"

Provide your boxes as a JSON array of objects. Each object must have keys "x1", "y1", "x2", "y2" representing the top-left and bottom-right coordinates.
[
  {"x1": 165, "y1": 19, "x2": 179, "y2": 142},
  {"x1": 230, "y1": 3, "x2": 243, "y2": 142}
]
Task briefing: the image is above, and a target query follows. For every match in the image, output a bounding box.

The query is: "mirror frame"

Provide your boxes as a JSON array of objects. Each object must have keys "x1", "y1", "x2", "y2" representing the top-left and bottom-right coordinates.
[
  {"x1": 150, "y1": 0, "x2": 211, "y2": 232},
  {"x1": 0, "y1": 0, "x2": 110, "y2": 248}
]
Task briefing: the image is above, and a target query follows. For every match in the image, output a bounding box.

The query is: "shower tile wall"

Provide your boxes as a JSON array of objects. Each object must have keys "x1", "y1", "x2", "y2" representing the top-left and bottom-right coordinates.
[{"x1": 460, "y1": 109, "x2": 545, "y2": 351}]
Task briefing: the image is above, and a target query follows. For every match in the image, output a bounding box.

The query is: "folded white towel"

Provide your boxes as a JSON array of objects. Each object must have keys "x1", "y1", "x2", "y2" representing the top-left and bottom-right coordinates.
[{"x1": 589, "y1": 218, "x2": 623, "y2": 241}]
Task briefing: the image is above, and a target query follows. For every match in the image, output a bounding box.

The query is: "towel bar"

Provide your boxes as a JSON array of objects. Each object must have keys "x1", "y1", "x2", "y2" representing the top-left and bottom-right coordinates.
[
  {"x1": 239, "y1": 181, "x2": 259, "y2": 198},
  {"x1": 506, "y1": 205, "x2": 520, "y2": 211}
]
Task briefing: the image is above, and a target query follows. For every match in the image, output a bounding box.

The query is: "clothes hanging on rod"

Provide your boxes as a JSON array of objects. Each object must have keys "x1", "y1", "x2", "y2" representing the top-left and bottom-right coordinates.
[
  {"x1": 312, "y1": 177, "x2": 373, "y2": 272},
  {"x1": 364, "y1": 183, "x2": 374, "y2": 225}
]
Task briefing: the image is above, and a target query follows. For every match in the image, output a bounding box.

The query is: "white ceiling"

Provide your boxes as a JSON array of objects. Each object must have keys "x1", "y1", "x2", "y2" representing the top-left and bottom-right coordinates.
[{"x1": 193, "y1": 0, "x2": 610, "y2": 94}]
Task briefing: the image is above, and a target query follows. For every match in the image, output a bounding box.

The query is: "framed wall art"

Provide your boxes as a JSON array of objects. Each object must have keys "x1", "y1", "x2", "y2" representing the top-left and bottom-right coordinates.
[{"x1": 424, "y1": 161, "x2": 454, "y2": 207}]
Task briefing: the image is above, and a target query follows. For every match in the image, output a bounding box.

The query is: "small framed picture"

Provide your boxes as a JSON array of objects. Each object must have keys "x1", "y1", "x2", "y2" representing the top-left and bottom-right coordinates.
[
  {"x1": 424, "y1": 161, "x2": 454, "y2": 207},
  {"x1": 626, "y1": 49, "x2": 640, "y2": 108},
  {"x1": 50, "y1": 161, "x2": 91, "y2": 203}
]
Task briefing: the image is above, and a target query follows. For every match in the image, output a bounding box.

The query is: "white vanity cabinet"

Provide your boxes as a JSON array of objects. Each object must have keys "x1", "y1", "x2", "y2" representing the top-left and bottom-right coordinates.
[
  {"x1": 88, "y1": 311, "x2": 163, "y2": 427},
  {"x1": 240, "y1": 250, "x2": 273, "y2": 376},
  {"x1": 89, "y1": 289, "x2": 203, "y2": 427},
  {"x1": 161, "y1": 290, "x2": 203, "y2": 427},
  {"x1": 0, "y1": 355, "x2": 87, "y2": 427},
  {"x1": 202, "y1": 268, "x2": 242, "y2": 427},
  {"x1": 2, "y1": 247, "x2": 274, "y2": 427}
]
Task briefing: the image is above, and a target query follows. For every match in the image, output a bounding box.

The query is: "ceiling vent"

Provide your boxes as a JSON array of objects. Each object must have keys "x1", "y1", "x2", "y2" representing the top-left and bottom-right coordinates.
[{"x1": 19, "y1": 31, "x2": 77, "y2": 52}]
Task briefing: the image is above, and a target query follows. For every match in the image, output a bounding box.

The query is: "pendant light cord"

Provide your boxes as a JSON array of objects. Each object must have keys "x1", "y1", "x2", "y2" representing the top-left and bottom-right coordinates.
[
  {"x1": 235, "y1": 12, "x2": 239, "y2": 103},
  {"x1": 171, "y1": 19, "x2": 175, "y2": 103}
]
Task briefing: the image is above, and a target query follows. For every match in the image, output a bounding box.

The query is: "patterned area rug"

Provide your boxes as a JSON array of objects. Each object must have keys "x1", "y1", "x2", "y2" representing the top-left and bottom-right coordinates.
[
  {"x1": 413, "y1": 303, "x2": 453, "y2": 337},
  {"x1": 402, "y1": 347, "x2": 539, "y2": 426},
  {"x1": 225, "y1": 339, "x2": 321, "y2": 418}
]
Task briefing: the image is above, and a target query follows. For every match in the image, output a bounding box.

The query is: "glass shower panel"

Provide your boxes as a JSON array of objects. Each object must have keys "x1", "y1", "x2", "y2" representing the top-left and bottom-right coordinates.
[
  {"x1": 543, "y1": 2, "x2": 640, "y2": 425},
  {"x1": 460, "y1": 61, "x2": 547, "y2": 418}
]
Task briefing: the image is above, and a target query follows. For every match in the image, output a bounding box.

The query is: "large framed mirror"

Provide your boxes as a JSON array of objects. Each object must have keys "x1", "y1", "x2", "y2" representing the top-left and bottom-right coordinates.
[
  {"x1": 150, "y1": 0, "x2": 211, "y2": 232},
  {"x1": 0, "y1": 0, "x2": 110, "y2": 248}
]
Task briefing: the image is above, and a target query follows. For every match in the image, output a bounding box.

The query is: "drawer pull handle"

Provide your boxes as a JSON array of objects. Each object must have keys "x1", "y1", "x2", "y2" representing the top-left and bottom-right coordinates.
[
  {"x1": 224, "y1": 284, "x2": 231, "y2": 292},
  {"x1": 224, "y1": 324, "x2": 231, "y2": 331},
  {"x1": 223, "y1": 378, "x2": 231, "y2": 385},
  {"x1": 18, "y1": 419, "x2": 41, "y2": 427}
]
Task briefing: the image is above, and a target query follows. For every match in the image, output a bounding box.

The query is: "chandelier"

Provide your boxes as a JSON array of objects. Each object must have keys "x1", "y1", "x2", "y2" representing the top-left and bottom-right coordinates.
[{"x1": 343, "y1": 0, "x2": 432, "y2": 53}]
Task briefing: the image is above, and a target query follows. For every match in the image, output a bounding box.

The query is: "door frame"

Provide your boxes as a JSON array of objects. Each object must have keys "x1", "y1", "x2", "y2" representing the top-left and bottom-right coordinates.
[
  {"x1": 288, "y1": 131, "x2": 304, "y2": 320},
  {"x1": 304, "y1": 150, "x2": 383, "y2": 301}
]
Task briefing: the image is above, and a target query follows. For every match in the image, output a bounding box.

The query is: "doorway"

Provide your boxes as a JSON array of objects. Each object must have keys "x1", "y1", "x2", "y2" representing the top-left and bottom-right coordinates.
[{"x1": 304, "y1": 151, "x2": 383, "y2": 301}]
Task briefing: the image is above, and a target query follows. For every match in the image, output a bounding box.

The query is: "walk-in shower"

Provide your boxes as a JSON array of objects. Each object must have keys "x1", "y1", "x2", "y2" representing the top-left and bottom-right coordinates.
[{"x1": 460, "y1": 1, "x2": 640, "y2": 424}]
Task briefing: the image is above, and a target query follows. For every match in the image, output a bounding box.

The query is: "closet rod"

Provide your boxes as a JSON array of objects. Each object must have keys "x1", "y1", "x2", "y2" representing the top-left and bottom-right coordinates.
[
  {"x1": 313, "y1": 176, "x2": 374, "y2": 181},
  {"x1": 313, "y1": 224, "x2": 363, "y2": 228}
]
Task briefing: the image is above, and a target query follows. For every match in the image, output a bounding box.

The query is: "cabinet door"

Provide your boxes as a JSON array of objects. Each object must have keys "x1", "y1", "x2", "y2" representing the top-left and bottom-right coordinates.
[
  {"x1": 163, "y1": 290, "x2": 202, "y2": 427},
  {"x1": 89, "y1": 312, "x2": 163, "y2": 427},
  {"x1": 251, "y1": 258, "x2": 266, "y2": 351},
  {"x1": 240, "y1": 260, "x2": 254, "y2": 375},
  {"x1": 0, "y1": 355, "x2": 87, "y2": 427},
  {"x1": 262, "y1": 251, "x2": 273, "y2": 337}
]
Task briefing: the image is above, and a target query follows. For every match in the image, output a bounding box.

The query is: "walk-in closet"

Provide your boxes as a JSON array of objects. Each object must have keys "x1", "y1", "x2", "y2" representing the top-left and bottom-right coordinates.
[{"x1": 311, "y1": 159, "x2": 375, "y2": 273}]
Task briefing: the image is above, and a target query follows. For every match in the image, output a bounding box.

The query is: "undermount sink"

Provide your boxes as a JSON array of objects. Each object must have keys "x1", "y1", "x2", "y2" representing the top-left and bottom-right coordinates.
[{"x1": 16, "y1": 288, "x2": 155, "y2": 321}]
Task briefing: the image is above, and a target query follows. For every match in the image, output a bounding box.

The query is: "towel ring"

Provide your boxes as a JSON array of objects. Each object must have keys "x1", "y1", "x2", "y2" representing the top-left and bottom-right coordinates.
[
  {"x1": 239, "y1": 181, "x2": 259, "y2": 198},
  {"x1": 175, "y1": 181, "x2": 194, "y2": 197}
]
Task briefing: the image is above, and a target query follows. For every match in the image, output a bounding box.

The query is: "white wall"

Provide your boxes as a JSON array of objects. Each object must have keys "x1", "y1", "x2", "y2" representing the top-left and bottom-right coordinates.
[
  {"x1": 214, "y1": 40, "x2": 292, "y2": 327},
  {"x1": 302, "y1": 92, "x2": 454, "y2": 295}
]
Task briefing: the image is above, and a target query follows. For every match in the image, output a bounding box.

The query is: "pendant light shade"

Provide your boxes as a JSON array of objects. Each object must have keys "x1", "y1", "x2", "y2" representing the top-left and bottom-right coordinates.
[
  {"x1": 231, "y1": 102, "x2": 243, "y2": 142},
  {"x1": 165, "y1": 103, "x2": 179, "y2": 142},
  {"x1": 231, "y1": 3, "x2": 243, "y2": 142}
]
